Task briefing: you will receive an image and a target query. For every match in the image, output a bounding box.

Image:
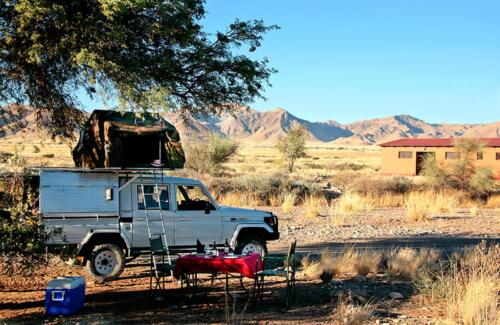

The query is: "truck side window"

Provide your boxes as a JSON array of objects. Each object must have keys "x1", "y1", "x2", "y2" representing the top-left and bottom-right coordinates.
[
  {"x1": 137, "y1": 185, "x2": 169, "y2": 210},
  {"x1": 176, "y1": 185, "x2": 215, "y2": 211}
]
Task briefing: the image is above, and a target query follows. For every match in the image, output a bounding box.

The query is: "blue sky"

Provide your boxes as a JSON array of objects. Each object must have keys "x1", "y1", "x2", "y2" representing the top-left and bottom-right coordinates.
[{"x1": 82, "y1": 1, "x2": 500, "y2": 124}]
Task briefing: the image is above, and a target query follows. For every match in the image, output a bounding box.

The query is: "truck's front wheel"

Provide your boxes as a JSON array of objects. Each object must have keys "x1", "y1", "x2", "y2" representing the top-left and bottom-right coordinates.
[
  {"x1": 86, "y1": 244, "x2": 125, "y2": 282},
  {"x1": 235, "y1": 236, "x2": 268, "y2": 256}
]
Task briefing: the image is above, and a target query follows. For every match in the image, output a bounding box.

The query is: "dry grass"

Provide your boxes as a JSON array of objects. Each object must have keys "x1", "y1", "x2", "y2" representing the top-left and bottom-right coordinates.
[
  {"x1": 331, "y1": 213, "x2": 346, "y2": 228},
  {"x1": 405, "y1": 192, "x2": 433, "y2": 222},
  {"x1": 281, "y1": 192, "x2": 297, "y2": 214},
  {"x1": 300, "y1": 255, "x2": 324, "y2": 280},
  {"x1": 340, "y1": 248, "x2": 382, "y2": 276},
  {"x1": 416, "y1": 243, "x2": 500, "y2": 325},
  {"x1": 433, "y1": 192, "x2": 458, "y2": 214},
  {"x1": 331, "y1": 192, "x2": 373, "y2": 216},
  {"x1": 269, "y1": 194, "x2": 282, "y2": 207},
  {"x1": 485, "y1": 194, "x2": 500, "y2": 208},
  {"x1": 332, "y1": 300, "x2": 376, "y2": 325},
  {"x1": 303, "y1": 195, "x2": 326, "y2": 218},
  {"x1": 218, "y1": 192, "x2": 261, "y2": 207},
  {"x1": 469, "y1": 205, "x2": 479, "y2": 217},
  {"x1": 367, "y1": 192, "x2": 405, "y2": 207},
  {"x1": 387, "y1": 248, "x2": 440, "y2": 280}
]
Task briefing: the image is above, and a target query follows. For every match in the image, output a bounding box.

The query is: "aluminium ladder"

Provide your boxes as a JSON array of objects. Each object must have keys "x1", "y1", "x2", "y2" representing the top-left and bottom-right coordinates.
[{"x1": 139, "y1": 169, "x2": 174, "y2": 283}]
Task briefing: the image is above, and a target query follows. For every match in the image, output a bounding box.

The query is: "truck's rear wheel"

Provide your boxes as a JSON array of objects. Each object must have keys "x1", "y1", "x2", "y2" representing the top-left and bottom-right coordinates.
[
  {"x1": 86, "y1": 244, "x2": 125, "y2": 282},
  {"x1": 235, "y1": 236, "x2": 268, "y2": 256}
]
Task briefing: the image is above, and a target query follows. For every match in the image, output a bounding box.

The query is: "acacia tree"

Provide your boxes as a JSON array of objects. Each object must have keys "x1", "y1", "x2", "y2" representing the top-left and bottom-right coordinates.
[
  {"x1": 0, "y1": 0, "x2": 278, "y2": 137},
  {"x1": 276, "y1": 126, "x2": 307, "y2": 173}
]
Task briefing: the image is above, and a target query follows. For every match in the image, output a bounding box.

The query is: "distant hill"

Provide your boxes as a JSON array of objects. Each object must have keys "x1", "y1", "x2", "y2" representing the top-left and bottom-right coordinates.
[
  {"x1": 1, "y1": 105, "x2": 498, "y2": 145},
  {"x1": 165, "y1": 107, "x2": 499, "y2": 145}
]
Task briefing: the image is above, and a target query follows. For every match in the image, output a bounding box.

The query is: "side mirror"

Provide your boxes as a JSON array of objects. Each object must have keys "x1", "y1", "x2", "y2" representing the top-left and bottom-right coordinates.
[{"x1": 204, "y1": 203, "x2": 211, "y2": 214}]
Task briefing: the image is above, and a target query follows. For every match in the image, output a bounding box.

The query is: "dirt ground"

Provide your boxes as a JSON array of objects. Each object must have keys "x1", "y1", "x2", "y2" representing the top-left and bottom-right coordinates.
[
  {"x1": 1, "y1": 206, "x2": 499, "y2": 324},
  {"x1": 1, "y1": 256, "x2": 446, "y2": 325}
]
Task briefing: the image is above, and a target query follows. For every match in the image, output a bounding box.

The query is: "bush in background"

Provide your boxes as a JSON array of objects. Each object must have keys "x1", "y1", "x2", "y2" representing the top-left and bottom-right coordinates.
[
  {"x1": 276, "y1": 126, "x2": 307, "y2": 173},
  {"x1": 421, "y1": 139, "x2": 495, "y2": 199},
  {"x1": 184, "y1": 133, "x2": 238, "y2": 174},
  {"x1": 0, "y1": 153, "x2": 48, "y2": 275}
]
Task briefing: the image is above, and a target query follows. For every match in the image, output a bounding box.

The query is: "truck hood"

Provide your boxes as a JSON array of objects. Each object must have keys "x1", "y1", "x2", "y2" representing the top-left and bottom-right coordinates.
[{"x1": 219, "y1": 205, "x2": 272, "y2": 219}]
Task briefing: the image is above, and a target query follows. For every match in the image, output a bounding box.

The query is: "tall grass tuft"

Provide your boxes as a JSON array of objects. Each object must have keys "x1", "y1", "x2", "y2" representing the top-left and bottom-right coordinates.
[
  {"x1": 281, "y1": 192, "x2": 296, "y2": 214},
  {"x1": 303, "y1": 195, "x2": 326, "y2": 218},
  {"x1": 415, "y1": 243, "x2": 499, "y2": 325},
  {"x1": 387, "y1": 248, "x2": 440, "y2": 280},
  {"x1": 332, "y1": 192, "x2": 372, "y2": 216},
  {"x1": 405, "y1": 192, "x2": 433, "y2": 222},
  {"x1": 433, "y1": 192, "x2": 458, "y2": 214}
]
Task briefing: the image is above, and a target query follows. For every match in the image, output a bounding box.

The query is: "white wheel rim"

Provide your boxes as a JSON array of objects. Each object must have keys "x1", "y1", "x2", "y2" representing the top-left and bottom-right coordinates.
[
  {"x1": 94, "y1": 250, "x2": 117, "y2": 275},
  {"x1": 242, "y1": 243, "x2": 263, "y2": 255}
]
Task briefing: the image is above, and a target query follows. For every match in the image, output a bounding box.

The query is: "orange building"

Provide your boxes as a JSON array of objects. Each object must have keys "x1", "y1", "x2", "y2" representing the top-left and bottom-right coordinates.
[{"x1": 380, "y1": 138, "x2": 500, "y2": 179}]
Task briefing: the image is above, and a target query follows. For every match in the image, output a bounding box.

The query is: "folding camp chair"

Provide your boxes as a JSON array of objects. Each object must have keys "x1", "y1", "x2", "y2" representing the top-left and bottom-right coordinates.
[
  {"x1": 149, "y1": 236, "x2": 176, "y2": 293},
  {"x1": 255, "y1": 240, "x2": 297, "y2": 307}
]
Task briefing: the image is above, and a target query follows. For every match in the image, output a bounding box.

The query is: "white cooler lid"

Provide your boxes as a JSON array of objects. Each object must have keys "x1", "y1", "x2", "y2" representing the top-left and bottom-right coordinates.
[{"x1": 47, "y1": 276, "x2": 85, "y2": 290}]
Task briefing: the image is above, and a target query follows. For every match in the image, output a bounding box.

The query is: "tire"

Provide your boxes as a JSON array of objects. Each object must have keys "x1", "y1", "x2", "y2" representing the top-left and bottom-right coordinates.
[
  {"x1": 85, "y1": 243, "x2": 125, "y2": 282},
  {"x1": 235, "y1": 235, "x2": 268, "y2": 256}
]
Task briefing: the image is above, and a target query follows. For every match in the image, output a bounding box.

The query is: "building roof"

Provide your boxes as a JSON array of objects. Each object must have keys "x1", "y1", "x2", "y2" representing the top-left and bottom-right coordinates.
[{"x1": 379, "y1": 138, "x2": 500, "y2": 147}]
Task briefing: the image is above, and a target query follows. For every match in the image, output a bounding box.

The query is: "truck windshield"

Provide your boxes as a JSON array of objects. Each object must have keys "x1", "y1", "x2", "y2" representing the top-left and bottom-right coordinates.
[{"x1": 137, "y1": 185, "x2": 169, "y2": 210}]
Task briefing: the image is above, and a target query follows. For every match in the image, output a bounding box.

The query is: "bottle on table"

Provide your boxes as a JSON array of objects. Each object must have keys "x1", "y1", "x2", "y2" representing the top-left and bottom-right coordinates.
[
  {"x1": 224, "y1": 238, "x2": 230, "y2": 254},
  {"x1": 212, "y1": 240, "x2": 217, "y2": 257}
]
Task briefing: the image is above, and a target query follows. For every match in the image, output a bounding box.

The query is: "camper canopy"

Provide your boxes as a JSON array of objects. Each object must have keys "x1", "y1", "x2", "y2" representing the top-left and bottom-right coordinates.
[{"x1": 72, "y1": 110, "x2": 185, "y2": 169}]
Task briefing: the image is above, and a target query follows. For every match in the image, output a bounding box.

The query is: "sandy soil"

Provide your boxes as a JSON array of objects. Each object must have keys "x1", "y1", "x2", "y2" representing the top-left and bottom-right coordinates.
[{"x1": 3, "y1": 205, "x2": 497, "y2": 324}]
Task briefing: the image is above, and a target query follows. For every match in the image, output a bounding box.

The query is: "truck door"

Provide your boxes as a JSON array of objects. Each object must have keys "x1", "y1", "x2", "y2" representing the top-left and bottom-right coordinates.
[
  {"x1": 131, "y1": 183, "x2": 175, "y2": 250},
  {"x1": 174, "y1": 184, "x2": 222, "y2": 246}
]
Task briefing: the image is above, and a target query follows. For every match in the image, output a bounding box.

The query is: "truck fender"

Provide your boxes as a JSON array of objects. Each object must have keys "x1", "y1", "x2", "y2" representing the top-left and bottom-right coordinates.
[
  {"x1": 76, "y1": 230, "x2": 131, "y2": 264},
  {"x1": 229, "y1": 224, "x2": 274, "y2": 248}
]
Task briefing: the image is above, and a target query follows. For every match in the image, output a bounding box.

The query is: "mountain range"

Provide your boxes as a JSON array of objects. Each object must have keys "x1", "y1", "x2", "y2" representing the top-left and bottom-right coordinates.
[
  {"x1": 1, "y1": 106, "x2": 499, "y2": 145},
  {"x1": 165, "y1": 107, "x2": 499, "y2": 145}
]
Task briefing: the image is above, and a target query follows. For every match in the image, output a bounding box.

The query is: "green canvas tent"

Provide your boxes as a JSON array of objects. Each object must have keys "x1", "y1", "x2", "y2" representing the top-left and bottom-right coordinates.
[{"x1": 72, "y1": 110, "x2": 185, "y2": 169}]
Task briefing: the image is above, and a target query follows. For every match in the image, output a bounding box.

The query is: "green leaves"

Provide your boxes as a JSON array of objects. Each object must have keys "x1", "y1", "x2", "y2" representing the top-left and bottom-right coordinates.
[{"x1": 0, "y1": 0, "x2": 277, "y2": 137}]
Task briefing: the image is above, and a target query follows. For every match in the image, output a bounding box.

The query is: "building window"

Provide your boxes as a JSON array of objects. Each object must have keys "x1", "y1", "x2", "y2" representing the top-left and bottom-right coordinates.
[
  {"x1": 398, "y1": 151, "x2": 412, "y2": 159},
  {"x1": 477, "y1": 152, "x2": 483, "y2": 160},
  {"x1": 445, "y1": 152, "x2": 460, "y2": 160},
  {"x1": 496, "y1": 152, "x2": 500, "y2": 160}
]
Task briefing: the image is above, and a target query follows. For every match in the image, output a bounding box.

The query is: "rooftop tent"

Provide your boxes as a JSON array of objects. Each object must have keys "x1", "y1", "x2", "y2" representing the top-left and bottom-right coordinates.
[{"x1": 72, "y1": 110, "x2": 185, "y2": 169}]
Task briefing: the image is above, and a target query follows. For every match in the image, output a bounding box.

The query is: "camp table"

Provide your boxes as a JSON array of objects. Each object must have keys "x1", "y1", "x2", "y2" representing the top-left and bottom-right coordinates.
[{"x1": 174, "y1": 253, "x2": 263, "y2": 302}]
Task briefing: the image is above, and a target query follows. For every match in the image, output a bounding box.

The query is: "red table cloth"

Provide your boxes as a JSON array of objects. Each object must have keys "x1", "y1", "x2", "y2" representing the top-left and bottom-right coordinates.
[{"x1": 174, "y1": 253, "x2": 263, "y2": 279}]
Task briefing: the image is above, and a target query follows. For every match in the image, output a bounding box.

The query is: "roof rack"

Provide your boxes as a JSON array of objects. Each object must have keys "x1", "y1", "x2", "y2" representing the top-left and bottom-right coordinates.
[{"x1": 31, "y1": 167, "x2": 180, "y2": 175}]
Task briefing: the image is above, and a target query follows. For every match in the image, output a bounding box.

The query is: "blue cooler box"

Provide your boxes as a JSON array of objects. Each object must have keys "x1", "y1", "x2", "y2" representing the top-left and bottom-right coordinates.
[{"x1": 45, "y1": 276, "x2": 85, "y2": 316}]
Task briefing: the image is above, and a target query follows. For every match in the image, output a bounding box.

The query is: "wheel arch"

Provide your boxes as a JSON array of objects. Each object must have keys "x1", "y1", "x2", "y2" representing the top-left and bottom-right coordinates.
[
  {"x1": 77, "y1": 231, "x2": 129, "y2": 264},
  {"x1": 231, "y1": 224, "x2": 273, "y2": 247}
]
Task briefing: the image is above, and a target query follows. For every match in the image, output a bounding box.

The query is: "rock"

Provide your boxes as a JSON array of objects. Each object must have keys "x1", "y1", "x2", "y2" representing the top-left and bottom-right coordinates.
[{"x1": 389, "y1": 291, "x2": 404, "y2": 299}]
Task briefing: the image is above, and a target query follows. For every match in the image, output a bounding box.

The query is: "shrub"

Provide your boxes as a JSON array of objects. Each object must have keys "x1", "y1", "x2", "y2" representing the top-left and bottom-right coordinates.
[
  {"x1": 387, "y1": 247, "x2": 440, "y2": 280},
  {"x1": 0, "y1": 154, "x2": 49, "y2": 275},
  {"x1": 276, "y1": 126, "x2": 307, "y2": 173},
  {"x1": 432, "y1": 192, "x2": 458, "y2": 214},
  {"x1": 331, "y1": 192, "x2": 372, "y2": 216},
  {"x1": 421, "y1": 139, "x2": 495, "y2": 198},
  {"x1": 303, "y1": 195, "x2": 326, "y2": 218},
  {"x1": 32, "y1": 145, "x2": 40, "y2": 153},
  {"x1": 332, "y1": 299, "x2": 376, "y2": 325},
  {"x1": 469, "y1": 205, "x2": 479, "y2": 216},
  {"x1": 42, "y1": 153, "x2": 55, "y2": 158},
  {"x1": 184, "y1": 133, "x2": 238, "y2": 174},
  {"x1": 415, "y1": 243, "x2": 499, "y2": 325},
  {"x1": 405, "y1": 192, "x2": 432, "y2": 222},
  {"x1": 281, "y1": 192, "x2": 296, "y2": 214},
  {"x1": 301, "y1": 255, "x2": 324, "y2": 280}
]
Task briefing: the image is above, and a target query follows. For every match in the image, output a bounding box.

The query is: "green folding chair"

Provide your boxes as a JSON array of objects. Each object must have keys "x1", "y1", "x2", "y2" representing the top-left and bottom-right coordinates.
[
  {"x1": 255, "y1": 240, "x2": 297, "y2": 307},
  {"x1": 149, "y1": 236, "x2": 176, "y2": 293}
]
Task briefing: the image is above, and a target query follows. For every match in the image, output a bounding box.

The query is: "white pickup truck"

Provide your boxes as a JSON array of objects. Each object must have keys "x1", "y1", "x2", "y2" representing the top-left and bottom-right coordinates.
[{"x1": 40, "y1": 168, "x2": 279, "y2": 281}]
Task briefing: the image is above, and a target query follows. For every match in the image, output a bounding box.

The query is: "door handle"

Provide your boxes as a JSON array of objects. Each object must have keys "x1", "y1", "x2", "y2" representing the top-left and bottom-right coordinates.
[
  {"x1": 178, "y1": 217, "x2": 188, "y2": 222},
  {"x1": 230, "y1": 217, "x2": 236, "y2": 221}
]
